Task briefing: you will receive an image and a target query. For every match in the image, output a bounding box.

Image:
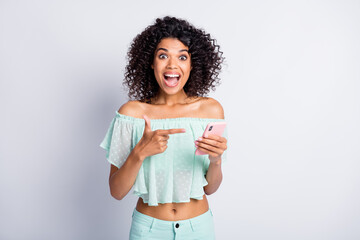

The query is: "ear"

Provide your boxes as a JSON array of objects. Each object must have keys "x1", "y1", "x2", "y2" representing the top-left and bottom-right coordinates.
[{"x1": 151, "y1": 64, "x2": 154, "y2": 69}]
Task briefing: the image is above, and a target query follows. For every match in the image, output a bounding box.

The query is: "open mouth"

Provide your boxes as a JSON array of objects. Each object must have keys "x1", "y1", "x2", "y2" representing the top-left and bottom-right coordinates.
[{"x1": 163, "y1": 73, "x2": 180, "y2": 87}]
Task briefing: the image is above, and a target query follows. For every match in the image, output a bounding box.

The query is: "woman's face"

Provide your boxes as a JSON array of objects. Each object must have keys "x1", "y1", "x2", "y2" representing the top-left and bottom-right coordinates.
[{"x1": 151, "y1": 38, "x2": 192, "y2": 96}]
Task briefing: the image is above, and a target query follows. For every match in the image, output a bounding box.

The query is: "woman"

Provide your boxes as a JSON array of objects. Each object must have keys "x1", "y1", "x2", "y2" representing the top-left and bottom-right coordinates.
[{"x1": 100, "y1": 16, "x2": 228, "y2": 240}]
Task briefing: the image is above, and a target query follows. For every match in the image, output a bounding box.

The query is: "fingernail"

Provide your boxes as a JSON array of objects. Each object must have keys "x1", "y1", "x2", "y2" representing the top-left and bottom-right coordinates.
[
  {"x1": 198, "y1": 137, "x2": 202, "y2": 141},
  {"x1": 194, "y1": 141, "x2": 198, "y2": 145},
  {"x1": 182, "y1": 129, "x2": 186, "y2": 132}
]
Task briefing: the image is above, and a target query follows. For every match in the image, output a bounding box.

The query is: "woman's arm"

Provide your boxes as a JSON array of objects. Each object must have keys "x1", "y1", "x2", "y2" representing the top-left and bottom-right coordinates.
[
  {"x1": 109, "y1": 146, "x2": 145, "y2": 200},
  {"x1": 108, "y1": 102, "x2": 145, "y2": 200},
  {"x1": 204, "y1": 159, "x2": 223, "y2": 195},
  {"x1": 108, "y1": 101, "x2": 186, "y2": 200},
  {"x1": 196, "y1": 97, "x2": 227, "y2": 195},
  {"x1": 109, "y1": 127, "x2": 185, "y2": 200}
]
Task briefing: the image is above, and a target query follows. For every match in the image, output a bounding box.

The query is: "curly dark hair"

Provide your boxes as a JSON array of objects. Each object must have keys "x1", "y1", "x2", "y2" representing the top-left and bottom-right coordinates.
[{"x1": 123, "y1": 16, "x2": 225, "y2": 103}]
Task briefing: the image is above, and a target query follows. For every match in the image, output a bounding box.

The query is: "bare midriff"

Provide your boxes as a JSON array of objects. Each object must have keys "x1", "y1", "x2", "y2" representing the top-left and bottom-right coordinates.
[{"x1": 136, "y1": 194, "x2": 209, "y2": 221}]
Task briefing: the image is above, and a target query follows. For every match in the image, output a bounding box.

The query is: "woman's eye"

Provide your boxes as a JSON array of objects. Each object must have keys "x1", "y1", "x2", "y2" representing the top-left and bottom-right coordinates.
[{"x1": 158, "y1": 54, "x2": 187, "y2": 60}]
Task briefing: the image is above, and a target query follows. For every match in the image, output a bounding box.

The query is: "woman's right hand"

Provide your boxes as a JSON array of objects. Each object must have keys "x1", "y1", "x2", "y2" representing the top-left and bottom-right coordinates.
[{"x1": 135, "y1": 114, "x2": 186, "y2": 160}]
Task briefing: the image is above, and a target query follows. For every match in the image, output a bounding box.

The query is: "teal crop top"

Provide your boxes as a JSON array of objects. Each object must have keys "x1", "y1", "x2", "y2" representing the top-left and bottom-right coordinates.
[{"x1": 100, "y1": 111, "x2": 228, "y2": 206}]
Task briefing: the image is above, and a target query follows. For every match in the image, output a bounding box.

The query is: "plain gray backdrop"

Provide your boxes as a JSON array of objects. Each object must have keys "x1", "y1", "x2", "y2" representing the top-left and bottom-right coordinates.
[{"x1": 1, "y1": 0, "x2": 359, "y2": 239}]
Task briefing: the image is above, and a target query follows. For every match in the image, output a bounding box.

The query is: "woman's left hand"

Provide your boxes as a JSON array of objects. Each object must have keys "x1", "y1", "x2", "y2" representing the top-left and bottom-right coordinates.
[{"x1": 195, "y1": 134, "x2": 227, "y2": 163}]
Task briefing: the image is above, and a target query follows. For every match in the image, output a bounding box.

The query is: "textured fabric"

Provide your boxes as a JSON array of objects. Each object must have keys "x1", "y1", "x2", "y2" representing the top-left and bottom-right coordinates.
[
  {"x1": 129, "y1": 208, "x2": 215, "y2": 240},
  {"x1": 100, "y1": 111, "x2": 228, "y2": 206}
]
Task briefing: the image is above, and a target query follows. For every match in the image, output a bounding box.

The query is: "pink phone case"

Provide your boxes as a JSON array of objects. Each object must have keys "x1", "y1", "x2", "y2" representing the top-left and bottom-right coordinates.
[{"x1": 195, "y1": 122, "x2": 227, "y2": 155}]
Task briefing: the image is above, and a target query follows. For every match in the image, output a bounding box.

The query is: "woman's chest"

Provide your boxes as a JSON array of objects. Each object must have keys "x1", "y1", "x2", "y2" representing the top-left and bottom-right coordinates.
[{"x1": 140, "y1": 99, "x2": 208, "y2": 119}]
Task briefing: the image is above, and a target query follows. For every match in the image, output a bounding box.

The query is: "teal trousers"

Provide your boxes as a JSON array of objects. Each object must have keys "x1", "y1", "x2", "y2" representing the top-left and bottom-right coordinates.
[{"x1": 129, "y1": 208, "x2": 216, "y2": 240}]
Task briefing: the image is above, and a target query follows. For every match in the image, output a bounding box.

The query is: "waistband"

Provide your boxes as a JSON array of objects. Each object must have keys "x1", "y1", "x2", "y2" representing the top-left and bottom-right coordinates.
[{"x1": 132, "y1": 208, "x2": 213, "y2": 231}]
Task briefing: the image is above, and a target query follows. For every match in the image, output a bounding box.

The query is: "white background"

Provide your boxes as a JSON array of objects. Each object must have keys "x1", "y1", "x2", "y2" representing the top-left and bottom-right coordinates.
[{"x1": 1, "y1": 0, "x2": 359, "y2": 239}]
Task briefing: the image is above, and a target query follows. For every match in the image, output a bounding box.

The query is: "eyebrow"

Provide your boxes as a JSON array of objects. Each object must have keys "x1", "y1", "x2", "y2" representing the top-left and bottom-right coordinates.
[{"x1": 155, "y1": 48, "x2": 189, "y2": 53}]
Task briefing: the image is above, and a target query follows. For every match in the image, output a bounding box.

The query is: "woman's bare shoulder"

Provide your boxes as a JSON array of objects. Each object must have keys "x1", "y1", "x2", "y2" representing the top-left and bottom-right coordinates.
[
  {"x1": 117, "y1": 100, "x2": 145, "y2": 118},
  {"x1": 199, "y1": 97, "x2": 225, "y2": 119}
]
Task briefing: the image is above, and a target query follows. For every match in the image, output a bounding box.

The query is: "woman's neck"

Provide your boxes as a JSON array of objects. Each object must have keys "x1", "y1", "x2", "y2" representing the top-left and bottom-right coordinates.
[{"x1": 150, "y1": 90, "x2": 190, "y2": 106}]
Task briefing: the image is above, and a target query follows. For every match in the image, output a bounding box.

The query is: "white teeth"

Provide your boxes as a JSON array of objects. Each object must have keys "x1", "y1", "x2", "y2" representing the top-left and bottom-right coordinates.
[{"x1": 164, "y1": 74, "x2": 179, "y2": 77}]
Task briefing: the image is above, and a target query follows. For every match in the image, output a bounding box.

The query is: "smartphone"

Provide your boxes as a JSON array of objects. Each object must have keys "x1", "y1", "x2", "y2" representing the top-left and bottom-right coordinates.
[{"x1": 195, "y1": 122, "x2": 227, "y2": 155}]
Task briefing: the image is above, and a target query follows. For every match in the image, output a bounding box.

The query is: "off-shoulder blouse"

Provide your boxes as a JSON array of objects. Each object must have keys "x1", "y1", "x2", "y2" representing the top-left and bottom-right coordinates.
[{"x1": 100, "y1": 111, "x2": 227, "y2": 206}]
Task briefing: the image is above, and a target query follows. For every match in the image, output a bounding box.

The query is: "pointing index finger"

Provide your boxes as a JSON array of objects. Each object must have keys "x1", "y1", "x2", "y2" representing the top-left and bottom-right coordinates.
[{"x1": 157, "y1": 128, "x2": 186, "y2": 135}]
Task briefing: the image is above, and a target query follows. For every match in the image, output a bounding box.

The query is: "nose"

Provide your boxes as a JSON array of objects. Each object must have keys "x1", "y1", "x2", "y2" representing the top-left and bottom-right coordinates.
[{"x1": 166, "y1": 57, "x2": 177, "y2": 69}]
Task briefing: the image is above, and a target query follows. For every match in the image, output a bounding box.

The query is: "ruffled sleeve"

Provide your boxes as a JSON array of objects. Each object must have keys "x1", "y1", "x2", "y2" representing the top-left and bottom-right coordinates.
[{"x1": 99, "y1": 112, "x2": 134, "y2": 168}]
